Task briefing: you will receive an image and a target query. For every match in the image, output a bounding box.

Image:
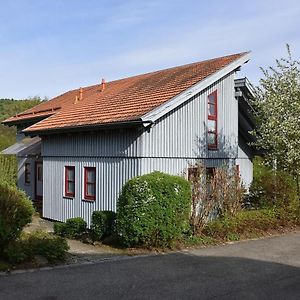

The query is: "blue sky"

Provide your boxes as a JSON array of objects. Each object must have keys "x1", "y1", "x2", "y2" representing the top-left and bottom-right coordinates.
[{"x1": 0, "y1": 0, "x2": 299, "y2": 99}]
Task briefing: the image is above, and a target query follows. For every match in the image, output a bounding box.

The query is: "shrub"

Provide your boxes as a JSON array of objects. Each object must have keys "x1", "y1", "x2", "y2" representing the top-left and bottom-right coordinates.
[
  {"x1": 53, "y1": 222, "x2": 66, "y2": 236},
  {"x1": 90, "y1": 211, "x2": 116, "y2": 241},
  {"x1": 4, "y1": 231, "x2": 69, "y2": 264},
  {"x1": 116, "y1": 171, "x2": 191, "y2": 248},
  {"x1": 202, "y1": 205, "x2": 300, "y2": 242},
  {"x1": 54, "y1": 217, "x2": 87, "y2": 239},
  {"x1": 0, "y1": 182, "x2": 34, "y2": 253},
  {"x1": 188, "y1": 162, "x2": 245, "y2": 234},
  {"x1": 0, "y1": 154, "x2": 17, "y2": 186},
  {"x1": 248, "y1": 158, "x2": 297, "y2": 208}
]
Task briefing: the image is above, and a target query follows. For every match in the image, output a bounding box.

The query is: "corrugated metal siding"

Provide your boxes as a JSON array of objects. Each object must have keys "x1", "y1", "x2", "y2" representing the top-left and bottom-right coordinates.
[
  {"x1": 237, "y1": 138, "x2": 253, "y2": 189},
  {"x1": 41, "y1": 71, "x2": 253, "y2": 224},
  {"x1": 42, "y1": 128, "x2": 142, "y2": 157},
  {"x1": 140, "y1": 157, "x2": 233, "y2": 178},
  {"x1": 18, "y1": 157, "x2": 35, "y2": 199},
  {"x1": 43, "y1": 157, "x2": 140, "y2": 226},
  {"x1": 141, "y1": 72, "x2": 238, "y2": 159}
]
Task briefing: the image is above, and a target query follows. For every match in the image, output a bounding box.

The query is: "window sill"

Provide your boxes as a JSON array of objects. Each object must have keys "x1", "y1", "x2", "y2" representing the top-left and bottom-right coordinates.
[
  {"x1": 208, "y1": 147, "x2": 218, "y2": 151},
  {"x1": 63, "y1": 195, "x2": 75, "y2": 199},
  {"x1": 82, "y1": 198, "x2": 96, "y2": 202}
]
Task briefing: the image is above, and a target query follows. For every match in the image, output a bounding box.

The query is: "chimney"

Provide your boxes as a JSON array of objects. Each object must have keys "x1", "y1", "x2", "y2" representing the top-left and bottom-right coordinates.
[
  {"x1": 79, "y1": 87, "x2": 83, "y2": 101},
  {"x1": 74, "y1": 95, "x2": 79, "y2": 104},
  {"x1": 101, "y1": 78, "x2": 106, "y2": 92}
]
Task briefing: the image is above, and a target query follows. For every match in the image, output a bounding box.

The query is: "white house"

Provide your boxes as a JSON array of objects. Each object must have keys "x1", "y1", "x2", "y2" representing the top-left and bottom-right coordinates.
[{"x1": 2, "y1": 52, "x2": 256, "y2": 225}]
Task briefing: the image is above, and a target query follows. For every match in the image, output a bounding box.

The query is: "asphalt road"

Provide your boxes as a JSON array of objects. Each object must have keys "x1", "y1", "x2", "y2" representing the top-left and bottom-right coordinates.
[{"x1": 1, "y1": 232, "x2": 300, "y2": 300}]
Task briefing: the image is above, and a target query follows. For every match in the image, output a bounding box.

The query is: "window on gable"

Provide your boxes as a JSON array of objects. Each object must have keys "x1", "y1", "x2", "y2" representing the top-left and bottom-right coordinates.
[
  {"x1": 84, "y1": 167, "x2": 96, "y2": 201},
  {"x1": 65, "y1": 166, "x2": 75, "y2": 197},
  {"x1": 207, "y1": 91, "x2": 218, "y2": 149},
  {"x1": 25, "y1": 163, "x2": 31, "y2": 184}
]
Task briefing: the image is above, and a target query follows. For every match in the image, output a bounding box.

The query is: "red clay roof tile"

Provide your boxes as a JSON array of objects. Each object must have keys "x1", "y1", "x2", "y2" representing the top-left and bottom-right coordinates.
[{"x1": 3, "y1": 52, "x2": 248, "y2": 132}]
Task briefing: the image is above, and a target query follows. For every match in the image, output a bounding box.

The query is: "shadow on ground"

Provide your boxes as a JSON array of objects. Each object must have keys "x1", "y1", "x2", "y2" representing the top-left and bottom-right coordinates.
[{"x1": 0, "y1": 253, "x2": 299, "y2": 300}]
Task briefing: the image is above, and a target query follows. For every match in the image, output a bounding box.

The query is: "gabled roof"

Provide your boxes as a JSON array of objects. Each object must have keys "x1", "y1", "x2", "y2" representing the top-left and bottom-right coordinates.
[{"x1": 3, "y1": 52, "x2": 250, "y2": 133}]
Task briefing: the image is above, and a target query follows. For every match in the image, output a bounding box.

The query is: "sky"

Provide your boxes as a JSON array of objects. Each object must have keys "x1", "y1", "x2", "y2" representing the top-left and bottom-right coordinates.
[{"x1": 0, "y1": 0, "x2": 299, "y2": 99}]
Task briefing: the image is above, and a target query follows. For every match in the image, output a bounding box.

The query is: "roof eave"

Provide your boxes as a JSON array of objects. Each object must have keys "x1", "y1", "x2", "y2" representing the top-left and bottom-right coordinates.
[
  {"x1": 23, "y1": 119, "x2": 152, "y2": 136},
  {"x1": 2, "y1": 114, "x2": 54, "y2": 127},
  {"x1": 140, "y1": 52, "x2": 251, "y2": 125}
]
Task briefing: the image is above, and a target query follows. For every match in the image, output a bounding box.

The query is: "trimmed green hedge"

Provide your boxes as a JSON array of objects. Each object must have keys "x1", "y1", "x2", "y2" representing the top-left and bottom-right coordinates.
[
  {"x1": 91, "y1": 211, "x2": 116, "y2": 241},
  {"x1": 54, "y1": 217, "x2": 87, "y2": 239},
  {"x1": 116, "y1": 171, "x2": 191, "y2": 248},
  {"x1": 0, "y1": 182, "x2": 34, "y2": 252}
]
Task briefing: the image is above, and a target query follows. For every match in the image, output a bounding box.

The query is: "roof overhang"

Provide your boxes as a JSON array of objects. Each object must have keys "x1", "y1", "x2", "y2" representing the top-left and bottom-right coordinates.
[
  {"x1": 1, "y1": 136, "x2": 41, "y2": 156},
  {"x1": 140, "y1": 52, "x2": 251, "y2": 125},
  {"x1": 23, "y1": 119, "x2": 151, "y2": 136}
]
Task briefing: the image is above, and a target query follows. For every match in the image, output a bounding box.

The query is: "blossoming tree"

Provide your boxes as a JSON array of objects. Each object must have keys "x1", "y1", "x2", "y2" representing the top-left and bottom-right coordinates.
[{"x1": 252, "y1": 45, "x2": 300, "y2": 195}]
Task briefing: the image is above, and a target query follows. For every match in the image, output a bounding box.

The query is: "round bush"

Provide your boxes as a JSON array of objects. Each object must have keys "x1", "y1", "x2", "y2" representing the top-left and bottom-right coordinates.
[
  {"x1": 116, "y1": 171, "x2": 191, "y2": 248},
  {"x1": 0, "y1": 182, "x2": 34, "y2": 252},
  {"x1": 91, "y1": 211, "x2": 116, "y2": 241},
  {"x1": 54, "y1": 217, "x2": 87, "y2": 239}
]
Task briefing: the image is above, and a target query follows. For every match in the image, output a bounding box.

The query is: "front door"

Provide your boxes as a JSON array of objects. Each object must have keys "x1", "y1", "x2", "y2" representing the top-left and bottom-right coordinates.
[{"x1": 35, "y1": 162, "x2": 43, "y2": 200}]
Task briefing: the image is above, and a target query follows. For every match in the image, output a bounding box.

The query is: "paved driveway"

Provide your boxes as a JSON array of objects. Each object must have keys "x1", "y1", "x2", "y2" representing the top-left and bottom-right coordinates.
[{"x1": 1, "y1": 231, "x2": 300, "y2": 300}]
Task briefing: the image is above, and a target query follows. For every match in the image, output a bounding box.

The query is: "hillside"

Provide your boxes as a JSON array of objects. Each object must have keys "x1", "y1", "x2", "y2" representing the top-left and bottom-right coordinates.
[{"x1": 0, "y1": 98, "x2": 42, "y2": 151}]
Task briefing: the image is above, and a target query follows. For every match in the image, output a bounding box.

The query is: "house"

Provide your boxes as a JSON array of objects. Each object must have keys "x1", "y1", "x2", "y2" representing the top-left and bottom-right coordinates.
[{"x1": 2, "y1": 52, "x2": 255, "y2": 225}]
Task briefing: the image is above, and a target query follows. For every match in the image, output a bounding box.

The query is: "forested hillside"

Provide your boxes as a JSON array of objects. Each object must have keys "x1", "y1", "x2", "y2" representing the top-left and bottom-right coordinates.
[{"x1": 0, "y1": 98, "x2": 42, "y2": 151}]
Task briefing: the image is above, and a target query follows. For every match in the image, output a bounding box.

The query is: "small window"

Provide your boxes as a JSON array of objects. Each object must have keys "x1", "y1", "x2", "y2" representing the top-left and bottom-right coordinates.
[
  {"x1": 65, "y1": 166, "x2": 75, "y2": 197},
  {"x1": 206, "y1": 167, "x2": 215, "y2": 182},
  {"x1": 207, "y1": 91, "x2": 218, "y2": 150},
  {"x1": 84, "y1": 167, "x2": 96, "y2": 201},
  {"x1": 25, "y1": 163, "x2": 31, "y2": 184}
]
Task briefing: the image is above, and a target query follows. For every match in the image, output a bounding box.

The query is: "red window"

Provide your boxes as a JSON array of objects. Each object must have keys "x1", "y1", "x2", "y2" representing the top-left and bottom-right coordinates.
[
  {"x1": 25, "y1": 163, "x2": 31, "y2": 184},
  {"x1": 65, "y1": 166, "x2": 75, "y2": 197},
  {"x1": 84, "y1": 167, "x2": 96, "y2": 200},
  {"x1": 207, "y1": 90, "x2": 218, "y2": 149}
]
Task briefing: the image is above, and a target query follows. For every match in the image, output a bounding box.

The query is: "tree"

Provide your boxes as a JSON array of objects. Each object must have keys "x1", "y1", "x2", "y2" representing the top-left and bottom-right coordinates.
[{"x1": 252, "y1": 45, "x2": 300, "y2": 195}]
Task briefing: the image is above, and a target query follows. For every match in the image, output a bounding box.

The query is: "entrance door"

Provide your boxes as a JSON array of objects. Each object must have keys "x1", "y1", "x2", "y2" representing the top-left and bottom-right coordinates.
[{"x1": 35, "y1": 162, "x2": 43, "y2": 200}]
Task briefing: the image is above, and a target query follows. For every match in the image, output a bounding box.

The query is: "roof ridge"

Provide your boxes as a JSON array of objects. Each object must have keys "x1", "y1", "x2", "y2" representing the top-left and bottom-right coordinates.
[
  {"x1": 64, "y1": 52, "x2": 250, "y2": 91},
  {"x1": 107, "y1": 51, "x2": 249, "y2": 85}
]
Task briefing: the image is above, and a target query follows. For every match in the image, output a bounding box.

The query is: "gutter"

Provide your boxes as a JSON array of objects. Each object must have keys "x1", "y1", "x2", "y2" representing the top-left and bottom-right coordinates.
[{"x1": 23, "y1": 119, "x2": 154, "y2": 136}]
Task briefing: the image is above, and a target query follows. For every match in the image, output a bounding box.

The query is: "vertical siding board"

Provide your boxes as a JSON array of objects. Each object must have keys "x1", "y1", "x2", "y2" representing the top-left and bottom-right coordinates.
[
  {"x1": 141, "y1": 72, "x2": 238, "y2": 159},
  {"x1": 42, "y1": 72, "x2": 252, "y2": 225}
]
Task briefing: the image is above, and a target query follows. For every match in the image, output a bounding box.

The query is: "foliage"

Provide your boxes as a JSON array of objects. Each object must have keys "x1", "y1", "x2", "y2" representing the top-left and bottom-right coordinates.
[
  {"x1": 248, "y1": 157, "x2": 298, "y2": 208},
  {"x1": 116, "y1": 171, "x2": 191, "y2": 248},
  {"x1": 3, "y1": 231, "x2": 69, "y2": 264},
  {"x1": 54, "y1": 217, "x2": 87, "y2": 239},
  {"x1": 0, "y1": 98, "x2": 42, "y2": 151},
  {"x1": 90, "y1": 211, "x2": 116, "y2": 241},
  {"x1": 202, "y1": 204, "x2": 300, "y2": 242},
  {"x1": 189, "y1": 162, "x2": 244, "y2": 234},
  {"x1": 0, "y1": 154, "x2": 17, "y2": 185},
  {"x1": 53, "y1": 222, "x2": 67, "y2": 237},
  {"x1": 0, "y1": 182, "x2": 34, "y2": 253},
  {"x1": 252, "y1": 45, "x2": 300, "y2": 188}
]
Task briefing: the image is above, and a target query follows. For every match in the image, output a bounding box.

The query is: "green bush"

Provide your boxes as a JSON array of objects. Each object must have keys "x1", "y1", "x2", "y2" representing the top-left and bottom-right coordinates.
[
  {"x1": 4, "y1": 231, "x2": 69, "y2": 264},
  {"x1": 202, "y1": 205, "x2": 300, "y2": 241},
  {"x1": 91, "y1": 211, "x2": 116, "y2": 241},
  {"x1": 0, "y1": 154, "x2": 17, "y2": 185},
  {"x1": 54, "y1": 217, "x2": 87, "y2": 239},
  {"x1": 248, "y1": 157, "x2": 297, "y2": 208},
  {"x1": 53, "y1": 222, "x2": 67, "y2": 236},
  {"x1": 0, "y1": 182, "x2": 34, "y2": 253},
  {"x1": 116, "y1": 171, "x2": 191, "y2": 248}
]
